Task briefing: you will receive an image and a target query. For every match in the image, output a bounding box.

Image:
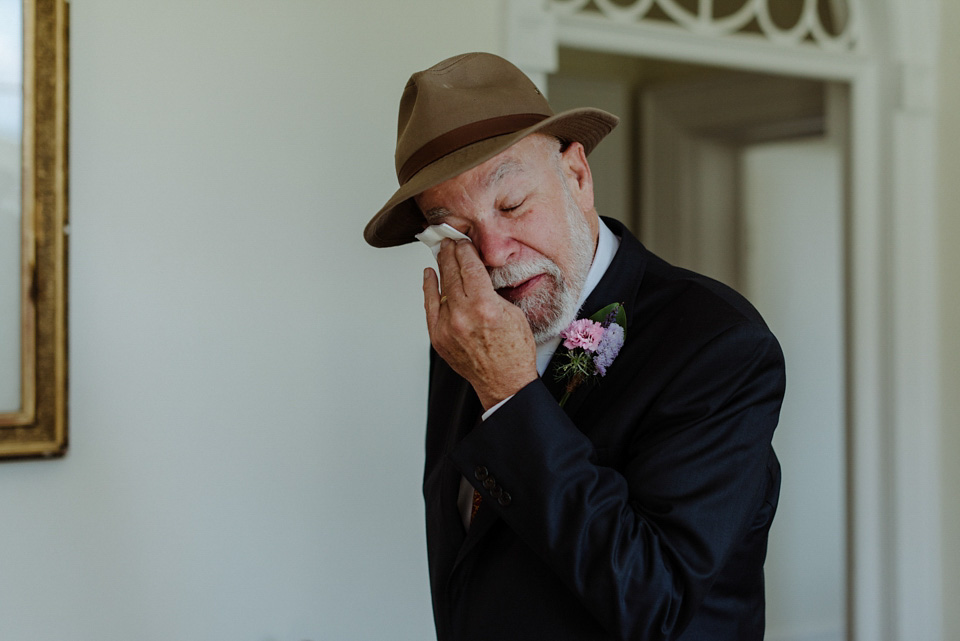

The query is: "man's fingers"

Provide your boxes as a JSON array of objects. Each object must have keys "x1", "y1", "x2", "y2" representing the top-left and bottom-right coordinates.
[
  {"x1": 436, "y1": 239, "x2": 465, "y2": 301},
  {"x1": 453, "y1": 239, "x2": 496, "y2": 299},
  {"x1": 423, "y1": 267, "x2": 442, "y2": 336}
]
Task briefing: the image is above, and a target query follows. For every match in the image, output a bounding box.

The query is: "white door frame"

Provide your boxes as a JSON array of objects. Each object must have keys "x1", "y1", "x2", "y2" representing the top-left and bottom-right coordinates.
[
  {"x1": 639, "y1": 72, "x2": 830, "y2": 287},
  {"x1": 502, "y1": 1, "x2": 944, "y2": 640}
]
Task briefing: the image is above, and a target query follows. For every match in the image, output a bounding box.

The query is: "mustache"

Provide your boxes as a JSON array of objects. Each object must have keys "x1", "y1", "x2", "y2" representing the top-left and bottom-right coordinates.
[{"x1": 488, "y1": 258, "x2": 562, "y2": 290}]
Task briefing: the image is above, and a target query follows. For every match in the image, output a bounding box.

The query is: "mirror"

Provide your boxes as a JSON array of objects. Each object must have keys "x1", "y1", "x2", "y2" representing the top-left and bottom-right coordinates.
[
  {"x1": 1, "y1": 0, "x2": 22, "y2": 416},
  {"x1": 0, "y1": 0, "x2": 68, "y2": 459}
]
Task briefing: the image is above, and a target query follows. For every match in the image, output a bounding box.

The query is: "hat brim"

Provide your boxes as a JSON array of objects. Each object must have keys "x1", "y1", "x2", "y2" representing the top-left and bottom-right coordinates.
[{"x1": 364, "y1": 107, "x2": 619, "y2": 248}]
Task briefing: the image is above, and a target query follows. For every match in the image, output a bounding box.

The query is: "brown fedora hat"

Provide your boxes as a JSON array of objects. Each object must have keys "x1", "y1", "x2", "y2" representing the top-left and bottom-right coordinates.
[{"x1": 364, "y1": 52, "x2": 619, "y2": 248}]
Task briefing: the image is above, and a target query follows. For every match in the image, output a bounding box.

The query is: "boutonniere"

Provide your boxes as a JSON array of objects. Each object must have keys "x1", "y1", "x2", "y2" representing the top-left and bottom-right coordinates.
[{"x1": 555, "y1": 302, "x2": 627, "y2": 407}]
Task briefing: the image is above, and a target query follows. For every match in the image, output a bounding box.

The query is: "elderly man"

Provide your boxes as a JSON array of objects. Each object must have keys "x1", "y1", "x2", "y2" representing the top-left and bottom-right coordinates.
[{"x1": 364, "y1": 52, "x2": 785, "y2": 641}]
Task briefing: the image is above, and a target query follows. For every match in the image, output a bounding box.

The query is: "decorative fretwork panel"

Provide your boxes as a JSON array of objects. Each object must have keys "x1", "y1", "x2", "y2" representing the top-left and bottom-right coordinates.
[{"x1": 550, "y1": 0, "x2": 859, "y2": 52}]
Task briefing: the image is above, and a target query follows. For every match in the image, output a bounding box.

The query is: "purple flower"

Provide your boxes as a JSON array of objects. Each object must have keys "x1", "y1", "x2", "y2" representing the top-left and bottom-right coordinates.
[
  {"x1": 561, "y1": 319, "x2": 605, "y2": 352},
  {"x1": 593, "y1": 323, "x2": 624, "y2": 376},
  {"x1": 555, "y1": 302, "x2": 627, "y2": 407},
  {"x1": 602, "y1": 304, "x2": 621, "y2": 328}
]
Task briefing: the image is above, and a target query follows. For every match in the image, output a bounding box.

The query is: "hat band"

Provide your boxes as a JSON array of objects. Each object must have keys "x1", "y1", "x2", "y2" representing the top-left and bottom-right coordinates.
[{"x1": 397, "y1": 113, "x2": 549, "y2": 184}]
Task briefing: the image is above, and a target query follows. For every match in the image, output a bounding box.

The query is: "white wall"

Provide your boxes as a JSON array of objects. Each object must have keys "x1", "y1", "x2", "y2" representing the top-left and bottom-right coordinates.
[
  {"x1": 938, "y1": 0, "x2": 960, "y2": 637},
  {"x1": 0, "y1": 2, "x2": 500, "y2": 640}
]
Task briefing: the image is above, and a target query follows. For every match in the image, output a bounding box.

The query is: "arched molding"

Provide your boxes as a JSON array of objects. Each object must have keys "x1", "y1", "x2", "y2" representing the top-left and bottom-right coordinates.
[
  {"x1": 549, "y1": 0, "x2": 861, "y2": 52},
  {"x1": 502, "y1": 0, "x2": 944, "y2": 639}
]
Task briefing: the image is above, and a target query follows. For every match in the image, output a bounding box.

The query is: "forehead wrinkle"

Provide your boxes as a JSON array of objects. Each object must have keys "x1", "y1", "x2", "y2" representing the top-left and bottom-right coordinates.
[{"x1": 485, "y1": 159, "x2": 523, "y2": 189}]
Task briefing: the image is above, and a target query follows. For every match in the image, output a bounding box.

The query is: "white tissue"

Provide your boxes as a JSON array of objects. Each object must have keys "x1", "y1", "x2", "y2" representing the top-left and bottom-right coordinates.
[{"x1": 414, "y1": 223, "x2": 472, "y2": 260}]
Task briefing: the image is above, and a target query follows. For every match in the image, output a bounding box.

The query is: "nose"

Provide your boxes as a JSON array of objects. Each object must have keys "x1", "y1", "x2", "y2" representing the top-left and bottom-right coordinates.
[{"x1": 472, "y1": 220, "x2": 519, "y2": 268}]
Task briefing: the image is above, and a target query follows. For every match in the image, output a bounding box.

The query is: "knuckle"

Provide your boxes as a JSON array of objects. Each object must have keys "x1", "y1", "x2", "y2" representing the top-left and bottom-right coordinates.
[
  {"x1": 448, "y1": 312, "x2": 469, "y2": 335},
  {"x1": 476, "y1": 301, "x2": 500, "y2": 324}
]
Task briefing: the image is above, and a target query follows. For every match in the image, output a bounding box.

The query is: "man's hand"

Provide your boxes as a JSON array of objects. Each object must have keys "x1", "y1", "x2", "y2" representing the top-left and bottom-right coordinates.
[{"x1": 423, "y1": 239, "x2": 538, "y2": 411}]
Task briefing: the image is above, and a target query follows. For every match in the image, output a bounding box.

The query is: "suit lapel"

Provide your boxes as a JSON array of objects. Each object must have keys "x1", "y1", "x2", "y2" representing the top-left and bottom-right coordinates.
[{"x1": 543, "y1": 218, "x2": 649, "y2": 417}]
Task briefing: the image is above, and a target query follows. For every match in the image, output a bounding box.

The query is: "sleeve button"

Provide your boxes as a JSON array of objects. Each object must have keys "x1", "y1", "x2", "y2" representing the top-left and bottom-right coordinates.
[
  {"x1": 498, "y1": 492, "x2": 512, "y2": 507},
  {"x1": 483, "y1": 476, "x2": 496, "y2": 490},
  {"x1": 474, "y1": 466, "x2": 489, "y2": 481}
]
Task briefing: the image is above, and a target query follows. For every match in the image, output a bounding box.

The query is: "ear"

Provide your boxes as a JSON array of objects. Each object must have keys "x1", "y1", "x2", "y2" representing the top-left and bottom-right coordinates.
[{"x1": 559, "y1": 141, "x2": 595, "y2": 214}]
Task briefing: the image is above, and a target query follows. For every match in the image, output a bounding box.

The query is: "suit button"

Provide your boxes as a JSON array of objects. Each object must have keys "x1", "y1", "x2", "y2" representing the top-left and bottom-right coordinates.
[
  {"x1": 474, "y1": 466, "x2": 488, "y2": 481},
  {"x1": 483, "y1": 476, "x2": 496, "y2": 490},
  {"x1": 490, "y1": 486, "x2": 503, "y2": 499},
  {"x1": 498, "y1": 492, "x2": 512, "y2": 507}
]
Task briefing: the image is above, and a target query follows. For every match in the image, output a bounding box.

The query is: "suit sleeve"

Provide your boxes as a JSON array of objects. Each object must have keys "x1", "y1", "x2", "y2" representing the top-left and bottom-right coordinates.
[{"x1": 448, "y1": 320, "x2": 785, "y2": 640}]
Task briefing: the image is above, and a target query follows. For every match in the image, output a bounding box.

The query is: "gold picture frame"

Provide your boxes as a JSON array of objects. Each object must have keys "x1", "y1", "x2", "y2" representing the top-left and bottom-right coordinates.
[{"x1": 0, "y1": 0, "x2": 68, "y2": 459}]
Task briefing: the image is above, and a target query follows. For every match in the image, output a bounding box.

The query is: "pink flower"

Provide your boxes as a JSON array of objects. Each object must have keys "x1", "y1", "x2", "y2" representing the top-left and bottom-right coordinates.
[{"x1": 561, "y1": 319, "x2": 605, "y2": 352}]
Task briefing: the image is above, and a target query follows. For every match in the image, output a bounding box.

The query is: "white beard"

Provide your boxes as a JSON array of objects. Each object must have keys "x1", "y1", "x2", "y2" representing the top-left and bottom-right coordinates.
[{"x1": 487, "y1": 188, "x2": 595, "y2": 344}]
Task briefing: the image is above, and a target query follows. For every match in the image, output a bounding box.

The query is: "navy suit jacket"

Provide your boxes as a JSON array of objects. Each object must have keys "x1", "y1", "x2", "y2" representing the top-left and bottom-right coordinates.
[{"x1": 423, "y1": 218, "x2": 785, "y2": 640}]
